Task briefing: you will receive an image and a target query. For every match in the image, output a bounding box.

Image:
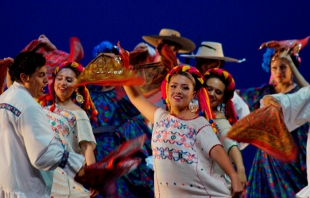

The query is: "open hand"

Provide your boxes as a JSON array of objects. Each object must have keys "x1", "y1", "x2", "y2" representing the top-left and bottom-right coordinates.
[
  {"x1": 261, "y1": 95, "x2": 281, "y2": 109},
  {"x1": 38, "y1": 34, "x2": 57, "y2": 51}
]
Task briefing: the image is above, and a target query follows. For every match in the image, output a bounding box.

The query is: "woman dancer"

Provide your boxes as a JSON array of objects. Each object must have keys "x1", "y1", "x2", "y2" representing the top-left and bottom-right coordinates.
[
  {"x1": 204, "y1": 68, "x2": 247, "y2": 188},
  {"x1": 238, "y1": 40, "x2": 309, "y2": 197},
  {"x1": 123, "y1": 65, "x2": 243, "y2": 197},
  {"x1": 39, "y1": 61, "x2": 98, "y2": 197}
]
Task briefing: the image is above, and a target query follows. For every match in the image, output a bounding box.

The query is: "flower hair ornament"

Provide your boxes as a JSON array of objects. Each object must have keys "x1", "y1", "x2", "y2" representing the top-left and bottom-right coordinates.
[
  {"x1": 260, "y1": 36, "x2": 309, "y2": 73},
  {"x1": 38, "y1": 61, "x2": 98, "y2": 122},
  {"x1": 161, "y1": 65, "x2": 217, "y2": 133},
  {"x1": 204, "y1": 68, "x2": 238, "y2": 125}
]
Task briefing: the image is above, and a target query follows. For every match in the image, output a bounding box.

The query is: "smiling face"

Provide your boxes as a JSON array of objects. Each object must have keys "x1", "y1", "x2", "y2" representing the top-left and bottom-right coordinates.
[
  {"x1": 167, "y1": 74, "x2": 196, "y2": 113},
  {"x1": 22, "y1": 66, "x2": 48, "y2": 98},
  {"x1": 270, "y1": 58, "x2": 293, "y2": 84},
  {"x1": 54, "y1": 68, "x2": 78, "y2": 102},
  {"x1": 206, "y1": 77, "x2": 226, "y2": 110}
]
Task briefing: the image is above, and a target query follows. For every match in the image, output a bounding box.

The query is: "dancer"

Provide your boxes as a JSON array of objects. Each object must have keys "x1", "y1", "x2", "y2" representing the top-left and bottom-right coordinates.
[
  {"x1": 204, "y1": 68, "x2": 247, "y2": 188},
  {"x1": 38, "y1": 61, "x2": 98, "y2": 197},
  {"x1": 123, "y1": 65, "x2": 243, "y2": 197},
  {"x1": 238, "y1": 37, "x2": 309, "y2": 197},
  {"x1": 261, "y1": 86, "x2": 310, "y2": 198},
  {"x1": 0, "y1": 52, "x2": 85, "y2": 197}
]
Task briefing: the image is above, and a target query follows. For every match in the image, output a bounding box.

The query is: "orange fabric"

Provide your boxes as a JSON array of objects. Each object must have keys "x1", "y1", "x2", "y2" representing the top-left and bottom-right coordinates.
[
  {"x1": 74, "y1": 135, "x2": 146, "y2": 197},
  {"x1": 227, "y1": 105, "x2": 297, "y2": 162},
  {"x1": 76, "y1": 53, "x2": 144, "y2": 86}
]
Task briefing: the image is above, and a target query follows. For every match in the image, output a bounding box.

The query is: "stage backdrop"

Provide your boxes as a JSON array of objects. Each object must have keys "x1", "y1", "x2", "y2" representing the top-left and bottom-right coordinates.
[{"x1": 1, "y1": 0, "x2": 310, "y2": 177}]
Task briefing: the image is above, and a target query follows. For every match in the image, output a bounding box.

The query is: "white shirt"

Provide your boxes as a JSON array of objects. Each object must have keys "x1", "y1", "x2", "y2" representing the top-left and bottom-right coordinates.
[
  {"x1": 261, "y1": 86, "x2": 310, "y2": 198},
  {"x1": 152, "y1": 108, "x2": 231, "y2": 198},
  {"x1": 231, "y1": 91, "x2": 250, "y2": 119},
  {"x1": 0, "y1": 82, "x2": 85, "y2": 198},
  {"x1": 228, "y1": 92, "x2": 250, "y2": 150}
]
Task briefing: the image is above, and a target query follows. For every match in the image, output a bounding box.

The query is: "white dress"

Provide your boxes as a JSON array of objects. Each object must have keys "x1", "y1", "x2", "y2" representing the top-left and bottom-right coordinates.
[
  {"x1": 214, "y1": 118, "x2": 238, "y2": 187},
  {"x1": 0, "y1": 82, "x2": 84, "y2": 198},
  {"x1": 152, "y1": 108, "x2": 231, "y2": 198},
  {"x1": 261, "y1": 86, "x2": 310, "y2": 198},
  {"x1": 44, "y1": 105, "x2": 96, "y2": 198}
]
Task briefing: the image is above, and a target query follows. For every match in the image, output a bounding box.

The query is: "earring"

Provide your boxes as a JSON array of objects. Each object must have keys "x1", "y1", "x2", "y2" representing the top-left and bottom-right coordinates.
[
  {"x1": 189, "y1": 99, "x2": 199, "y2": 113},
  {"x1": 76, "y1": 92, "x2": 84, "y2": 104}
]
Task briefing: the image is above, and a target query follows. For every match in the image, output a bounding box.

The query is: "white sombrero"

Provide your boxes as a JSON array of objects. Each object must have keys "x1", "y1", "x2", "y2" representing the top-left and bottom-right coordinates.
[
  {"x1": 181, "y1": 41, "x2": 245, "y2": 63},
  {"x1": 142, "y1": 28, "x2": 196, "y2": 53}
]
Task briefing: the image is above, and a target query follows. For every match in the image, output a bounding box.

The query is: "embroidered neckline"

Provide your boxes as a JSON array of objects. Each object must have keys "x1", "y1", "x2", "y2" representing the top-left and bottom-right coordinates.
[{"x1": 169, "y1": 113, "x2": 199, "y2": 121}]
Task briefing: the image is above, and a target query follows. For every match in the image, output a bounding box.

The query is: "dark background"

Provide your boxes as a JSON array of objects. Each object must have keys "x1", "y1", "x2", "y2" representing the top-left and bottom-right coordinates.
[{"x1": 1, "y1": 0, "x2": 310, "y2": 177}]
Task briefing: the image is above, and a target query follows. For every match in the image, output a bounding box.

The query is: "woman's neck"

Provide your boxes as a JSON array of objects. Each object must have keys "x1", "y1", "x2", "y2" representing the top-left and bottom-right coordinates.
[
  {"x1": 56, "y1": 98, "x2": 75, "y2": 108},
  {"x1": 274, "y1": 81, "x2": 295, "y2": 93},
  {"x1": 170, "y1": 108, "x2": 197, "y2": 119}
]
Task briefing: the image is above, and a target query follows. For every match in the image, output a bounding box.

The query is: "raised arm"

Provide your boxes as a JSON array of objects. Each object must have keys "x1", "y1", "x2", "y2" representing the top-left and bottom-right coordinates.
[{"x1": 123, "y1": 85, "x2": 158, "y2": 124}]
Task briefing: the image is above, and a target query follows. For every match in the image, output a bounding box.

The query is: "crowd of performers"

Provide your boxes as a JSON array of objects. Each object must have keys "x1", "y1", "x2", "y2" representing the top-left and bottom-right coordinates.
[{"x1": 0, "y1": 29, "x2": 309, "y2": 198}]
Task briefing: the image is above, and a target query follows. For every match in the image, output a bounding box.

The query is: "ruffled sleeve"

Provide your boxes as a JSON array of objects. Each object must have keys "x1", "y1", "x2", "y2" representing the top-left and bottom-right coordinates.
[
  {"x1": 195, "y1": 117, "x2": 222, "y2": 159},
  {"x1": 73, "y1": 110, "x2": 96, "y2": 152},
  {"x1": 215, "y1": 118, "x2": 238, "y2": 154}
]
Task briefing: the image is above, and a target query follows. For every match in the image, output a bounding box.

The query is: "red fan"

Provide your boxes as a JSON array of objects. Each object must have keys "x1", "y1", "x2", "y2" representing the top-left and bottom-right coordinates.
[
  {"x1": 0, "y1": 58, "x2": 13, "y2": 94},
  {"x1": 227, "y1": 105, "x2": 297, "y2": 162},
  {"x1": 74, "y1": 134, "x2": 146, "y2": 196}
]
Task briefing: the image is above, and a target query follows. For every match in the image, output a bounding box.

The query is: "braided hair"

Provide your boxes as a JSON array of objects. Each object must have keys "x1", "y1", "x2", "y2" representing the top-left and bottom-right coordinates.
[
  {"x1": 161, "y1": 65, "x2": 217, "y2": 133},
  {"x1": 38, "y1": 61, "x2": 98, "y2": 121},
  {"x1": 204, "y1": 68, "x2": 237, "y2": 125}
]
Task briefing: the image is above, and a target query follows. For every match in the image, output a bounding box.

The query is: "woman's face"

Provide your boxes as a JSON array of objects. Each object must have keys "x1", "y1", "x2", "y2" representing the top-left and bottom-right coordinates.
[
  {"x1": 270, "y1": 58, "x2": 292, "y2": 84},
  {"x1": 54, "y1": 68, "x2": 77, "y2": 102},
  {"x1": 206, "y1": 77, "x2": 226, "y2": 110},
  {"x1": 167, "y1": 74, "x2": 195, "y2": 112}
]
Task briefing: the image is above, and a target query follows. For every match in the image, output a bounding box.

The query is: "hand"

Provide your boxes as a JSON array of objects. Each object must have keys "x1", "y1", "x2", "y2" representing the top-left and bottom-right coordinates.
[
  {"x1": 76, "y1": 165, "x2": 85, "y2": 177},
  {"x1": 230, "y1": 174, "x2": 244, "y2": 198},
  {"x1": 38, "y1": 34, "x2": 57, "y2": 51},
  {"x1": 89, "y1": 188, "x2": 99, "y2": 197},
  {"x1": 134, "y1": 42, "x2": 148, "y2": 51},
  {"x1": 237, "y1": 168, "x2": 247, "y2": 189},
  {"x1": 278, "y1": 48, "x2": 294, "y2": 63},
  {"x1": 3, "y1": 57, "x2": 14, "y2": 68},
  {"x1": 261, "y1": 95, "x2": 281, "y2": 109}
]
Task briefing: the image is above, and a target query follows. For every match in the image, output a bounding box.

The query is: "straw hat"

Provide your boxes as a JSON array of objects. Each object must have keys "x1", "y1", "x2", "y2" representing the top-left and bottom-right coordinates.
[
  {"x1": 181, "y1": 41, "x2": 245, "y2": 62},
  {"x1": 142, "y1": 28, "x2": 196, "y2": 53}
]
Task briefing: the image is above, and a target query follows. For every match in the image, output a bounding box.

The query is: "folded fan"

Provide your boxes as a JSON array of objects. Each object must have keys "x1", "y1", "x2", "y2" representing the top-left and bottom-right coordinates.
[
  {"x1": 227, "y1": 105, "x2": 297, "y2": 162},
  {"x1": 76, "y1": 42, "x2": 145, "y2": 87}
]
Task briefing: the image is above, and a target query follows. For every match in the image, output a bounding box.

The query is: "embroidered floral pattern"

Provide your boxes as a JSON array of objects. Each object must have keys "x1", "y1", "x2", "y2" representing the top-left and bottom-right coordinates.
[{"x1": 153, "y1": 147, "x2": 197, "y2": 164}]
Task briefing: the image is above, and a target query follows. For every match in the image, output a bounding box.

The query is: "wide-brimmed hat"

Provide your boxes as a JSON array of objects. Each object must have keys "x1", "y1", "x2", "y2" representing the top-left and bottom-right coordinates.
[
  {"x1": 181, "y1": 41, "x2": 245, "y2": 63},
  {"x1": 142, "y1": 28, "x2": 196, "y2": 53}
]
